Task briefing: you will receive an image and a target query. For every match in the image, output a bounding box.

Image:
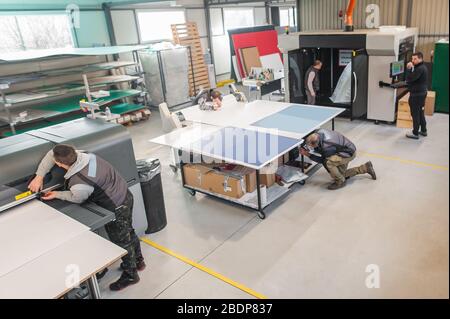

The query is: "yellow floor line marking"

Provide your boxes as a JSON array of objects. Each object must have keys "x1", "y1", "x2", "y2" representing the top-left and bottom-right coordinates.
[
  {"x1": 140, "y1": 237, "x2": 267, "y2": 299},
  {"x1": 360, "y1": 152, "x2": 449, "y2": 171}
]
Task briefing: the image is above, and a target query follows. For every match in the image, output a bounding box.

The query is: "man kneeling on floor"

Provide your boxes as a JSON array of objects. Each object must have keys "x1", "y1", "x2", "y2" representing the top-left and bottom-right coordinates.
[
  {"x1": 28, "y1": 144, "x2": 145, "y2": 291},
  {"x1": 300, "y1": 129, "x2": 377, "y2": 190}
]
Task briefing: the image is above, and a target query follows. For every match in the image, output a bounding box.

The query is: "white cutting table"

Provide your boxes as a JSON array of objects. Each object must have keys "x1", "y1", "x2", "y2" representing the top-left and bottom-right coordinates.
[
  {"x1": 151, "y1": 100, "x2": 345, "y2": 219},
  {"x1": 0, "y1": 200, "x2": 126, "y2": 299}
]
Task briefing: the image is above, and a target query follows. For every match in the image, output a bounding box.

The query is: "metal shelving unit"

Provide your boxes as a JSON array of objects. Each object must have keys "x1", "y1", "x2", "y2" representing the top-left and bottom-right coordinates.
[{"x1": 0, "y1": 45, "x2": 149, "y2": 136}]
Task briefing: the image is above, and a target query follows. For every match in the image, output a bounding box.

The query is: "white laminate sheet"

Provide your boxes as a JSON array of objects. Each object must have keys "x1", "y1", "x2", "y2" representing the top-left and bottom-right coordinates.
[
  {"x1": 0, "y1": 200, "x2": 89, "y2": 278},
  {"x1": 0, "y1": 231, "x2": 126, "y2": 299},
  {"x1": 180, "y1": 99, "x2": 292, "y2": 128},
  {"x1": 149, "y1": 123, "x2": 222, "y2": 149}
]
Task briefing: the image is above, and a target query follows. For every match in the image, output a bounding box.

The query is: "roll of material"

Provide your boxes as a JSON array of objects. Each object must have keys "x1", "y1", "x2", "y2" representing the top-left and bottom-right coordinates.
[{"x1": 260, "y1": 184, "x2": 267, "y2": 206}]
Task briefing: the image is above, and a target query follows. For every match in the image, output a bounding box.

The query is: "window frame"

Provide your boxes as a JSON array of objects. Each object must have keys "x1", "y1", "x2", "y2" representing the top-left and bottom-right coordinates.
[
  {"x1": 279, "y1": 7, "x2": 296, "y2": 27},
  {"x1": 0, "y1": 11, "x2": 75, "y2": 52},
  {"x1": 222, "y1": 7, "x2": 255, "y2": 31},
  {"x1": 135, "y1": 8, "x2": 187, "y2": 44}
]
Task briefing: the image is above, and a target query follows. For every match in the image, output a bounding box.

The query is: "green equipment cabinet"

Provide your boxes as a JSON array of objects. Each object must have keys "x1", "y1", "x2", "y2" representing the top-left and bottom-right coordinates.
[{"x1": 432, "y1": 41, "x2": 449, "y2": 113}]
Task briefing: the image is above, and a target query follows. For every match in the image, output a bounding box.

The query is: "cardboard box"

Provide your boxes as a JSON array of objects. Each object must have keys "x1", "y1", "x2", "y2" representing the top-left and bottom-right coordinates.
[
  {"x1": 205, "y1": 171, "x2": 246, "y2": 199},
  {"x1": 399, "y1": 92, "x2": 435, "y2": 116},
  {"x1": 397, "y1": 93, "x2": 412, "y2": 128},
  {"x1": 245, "y1": 170, "x2": 257, "y2": 193},
  {"x1": 259, "y1": 158, "x2": 279, "y2": 188},
  {"x1": 398, "y1": 95, "x2": 410, "y2": 113},
  {"x1": 397, "y1": 110, "x2": 413, "y2": 121},
  {"x1": 183, "y1": 164, "x2": 210, "y2": 189},
  {"x1": 260, "y1": 173, "x2": 276, "y2": 187},
  {"x1": 425, "y1": 91, "x2": 435, "y2": 116},
  {"x1": 183, "y1": 164, "x2": 246, "y2": 199},
  {"x1": 260, "y1": 159, "x2": 279, "y2": 174},
  {"x1": 396, "y1": 119, "x2": 413, "y2": 129},
  {"x1": 230, "y1": 166, "x2": 257, "y2": 193}
]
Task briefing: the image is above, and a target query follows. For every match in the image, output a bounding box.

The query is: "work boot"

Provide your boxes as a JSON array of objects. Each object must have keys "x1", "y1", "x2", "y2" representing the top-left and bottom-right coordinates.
[
  {"x1": 120, "y1": 257, "x2": 146, "y2": 271},
  {"x1": 109, "y1": 272, "x2": 140, "y2": 291},
  {"x1": 365, "y1": 161, "x2": 377, "y2": 180},
  {"x1": 96, "y1": 268, "x2": 109, "y2": 281},
  {"x1": 327, "y1": 181, "x2": 346, "y2": 190},
  {"x1": 406, "y1": 132, "x2": 419, "y2": 139},
  {"x1": 419, "y1": 131, "x2": 428, "y2": 137}
]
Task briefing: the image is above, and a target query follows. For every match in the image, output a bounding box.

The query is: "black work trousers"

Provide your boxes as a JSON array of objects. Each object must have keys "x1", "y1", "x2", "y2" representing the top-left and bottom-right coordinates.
[
  {"x1": 409, "y1": 93, "x2": 428, "y2": 136},
  {"x1": 105, "y1": 191, "x2": 143, "y2": 276}
]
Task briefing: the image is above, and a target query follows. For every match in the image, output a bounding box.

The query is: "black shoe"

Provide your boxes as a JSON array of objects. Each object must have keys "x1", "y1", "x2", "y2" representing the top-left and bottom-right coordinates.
[
  {"x1": 109, "y1": 272, "x2": 140, "y2": 291},
  {"x1": 419, "y1": 131, "x2": 428, "y2": 137},
  {"x1": 365, "y1": 161, "x2": 377, "y2": 180},
  {"x1": 327, "y1": 181, "x2": 346, "y2": 190},
  {"x1": 406, "y1": 132, "x2": 419, "y2": 139},
  {"x1": 120, "y1": 258, "x2": 146, "y2": 272},
  {"x1": 96, "y1": 268, "x2": 109, "y2": 281}
]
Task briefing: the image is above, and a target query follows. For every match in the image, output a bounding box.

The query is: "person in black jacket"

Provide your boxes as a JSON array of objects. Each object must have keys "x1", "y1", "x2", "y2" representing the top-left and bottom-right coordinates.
[
  {"x1": 300, "y1": 129, "x2": 377, "y2": 190},
  {"x1": 405, "y1": 52, "x2": 428, "y2": 139}
]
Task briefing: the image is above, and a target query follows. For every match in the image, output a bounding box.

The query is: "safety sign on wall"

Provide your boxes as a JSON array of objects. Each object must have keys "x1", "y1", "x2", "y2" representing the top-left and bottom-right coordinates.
[{"x1": 339, "y1": 50, "x2": 353, "y2": 66}]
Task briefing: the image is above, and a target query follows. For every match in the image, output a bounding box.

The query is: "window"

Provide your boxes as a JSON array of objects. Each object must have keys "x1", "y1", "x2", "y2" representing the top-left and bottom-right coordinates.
[
  {"x1": 137, "y1": 10, "x2": 186, "y2": 42},
  {"x1": 279, "y1": 8, "x2": 296, "y2": 27},
  {"x1": 0, "y1": 14, "x2": 74, "y2": 53},
  {"x1": 223, "y1": 8, "x2": 254, "y2": 31}
]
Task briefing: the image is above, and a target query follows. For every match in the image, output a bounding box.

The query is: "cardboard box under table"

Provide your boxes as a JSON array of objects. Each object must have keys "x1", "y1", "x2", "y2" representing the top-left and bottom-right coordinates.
[
  {"x1": 183, "y1": 164, "x2": 246, "y2": 199},
  {"x1": 178, "y1": 127, "x2": 302, "y2": 219}
]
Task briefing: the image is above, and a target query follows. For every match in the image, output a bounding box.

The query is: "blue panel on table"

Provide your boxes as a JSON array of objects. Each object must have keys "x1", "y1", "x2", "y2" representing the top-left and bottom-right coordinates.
[
  {"x1": 251, "y1": 104, "x2": 342, "y2": 134},
  {"x1": 189, "y1": 127, "x2": 300, "y2": 168}
]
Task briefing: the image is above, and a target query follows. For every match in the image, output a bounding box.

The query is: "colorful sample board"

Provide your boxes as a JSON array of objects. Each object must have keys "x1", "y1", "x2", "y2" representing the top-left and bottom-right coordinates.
[{"x1": 231, "y1": 30, "x2": 281, "y2": 79}]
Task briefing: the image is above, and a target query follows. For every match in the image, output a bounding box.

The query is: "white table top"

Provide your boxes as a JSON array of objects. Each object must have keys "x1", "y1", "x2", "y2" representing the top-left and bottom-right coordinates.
[
  {"x1": 179, "y1": 99, "x2": 343, "y2": 140},
  {"x1": 0, "y1": 200, "x2": 126, "y2": 299},
  {"x1": 0, "y1": 200, "x2": 89, "y2": 278},
  {"x1": 180, "y1": 99, "x2": 292, "y2": 129},
  {"x1": 150, "y1": 123, "x2": 222, "y2": 149},
  {"x1": 0, "y1": 231, "x2": 126, "y2": 299}
]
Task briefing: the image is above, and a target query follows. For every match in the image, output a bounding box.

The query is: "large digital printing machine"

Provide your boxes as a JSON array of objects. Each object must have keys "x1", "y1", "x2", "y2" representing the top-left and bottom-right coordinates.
[
  {"x1": 0, "y1": 118, "x2": 148, "y2": 235},
  {"x1": 278, "y1": 27, "x2": 419, "y2": 123}
]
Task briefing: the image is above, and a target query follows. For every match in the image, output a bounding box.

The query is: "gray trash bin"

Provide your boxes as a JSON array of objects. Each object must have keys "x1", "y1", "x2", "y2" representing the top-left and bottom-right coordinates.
[{"x1": 136, "y1": 158, "x2": 167, "y2": 234}]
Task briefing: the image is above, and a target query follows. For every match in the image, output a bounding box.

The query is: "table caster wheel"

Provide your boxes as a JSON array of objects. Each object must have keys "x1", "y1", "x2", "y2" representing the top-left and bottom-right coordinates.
[
  {"x1": 257, "y1": 211, "x2": 266, "y2": 219},
  {"x1": 299, "y1": 180, "x2": 306, "y2": 185},
  {"x1": 374, "y1": 121, "x2": 380, "y2": 125},
  {"x1": 187, "y1": 189, "x2": 196, "y2": 196}
]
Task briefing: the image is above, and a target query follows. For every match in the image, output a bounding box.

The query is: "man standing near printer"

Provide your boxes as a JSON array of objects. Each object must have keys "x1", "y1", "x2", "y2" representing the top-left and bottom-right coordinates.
[
  {"x1": 305, "y1": 60, "x2": 323, "y2": 105},
  {"x1": 28, "y1": 144, "x2": 145, "y2": 291},
  {"x1": 405, "y1": 52, "x2": 429, "y2": 140}
]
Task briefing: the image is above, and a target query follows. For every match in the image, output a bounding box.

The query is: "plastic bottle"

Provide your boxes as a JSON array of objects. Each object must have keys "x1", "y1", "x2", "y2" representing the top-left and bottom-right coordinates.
[{"x1": 105, "y1": 107, "x2": 112, "y2": 120}]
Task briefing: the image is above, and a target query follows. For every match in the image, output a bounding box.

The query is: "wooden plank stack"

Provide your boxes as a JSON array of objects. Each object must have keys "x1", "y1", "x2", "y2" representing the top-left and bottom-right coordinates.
[{"x1": 171, "y1": 22, "x2": 210, "y2": 96}]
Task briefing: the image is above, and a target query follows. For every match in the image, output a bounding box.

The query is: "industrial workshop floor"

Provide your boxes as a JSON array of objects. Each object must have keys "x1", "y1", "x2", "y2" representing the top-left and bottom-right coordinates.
[{"x1": 98, "y1": 109, "x2": 449, "y2": 299}]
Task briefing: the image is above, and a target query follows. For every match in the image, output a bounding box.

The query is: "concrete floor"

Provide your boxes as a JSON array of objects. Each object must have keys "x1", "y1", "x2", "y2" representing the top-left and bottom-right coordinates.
[{"x1": 99, "y1": 108, "x2": 449, "y2": 299}]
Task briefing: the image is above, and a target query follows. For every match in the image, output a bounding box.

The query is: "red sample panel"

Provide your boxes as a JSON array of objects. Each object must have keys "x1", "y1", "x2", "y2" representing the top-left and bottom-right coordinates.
[{"x1": 232, "y1": 30, "x2": 281, "y2": 78}]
